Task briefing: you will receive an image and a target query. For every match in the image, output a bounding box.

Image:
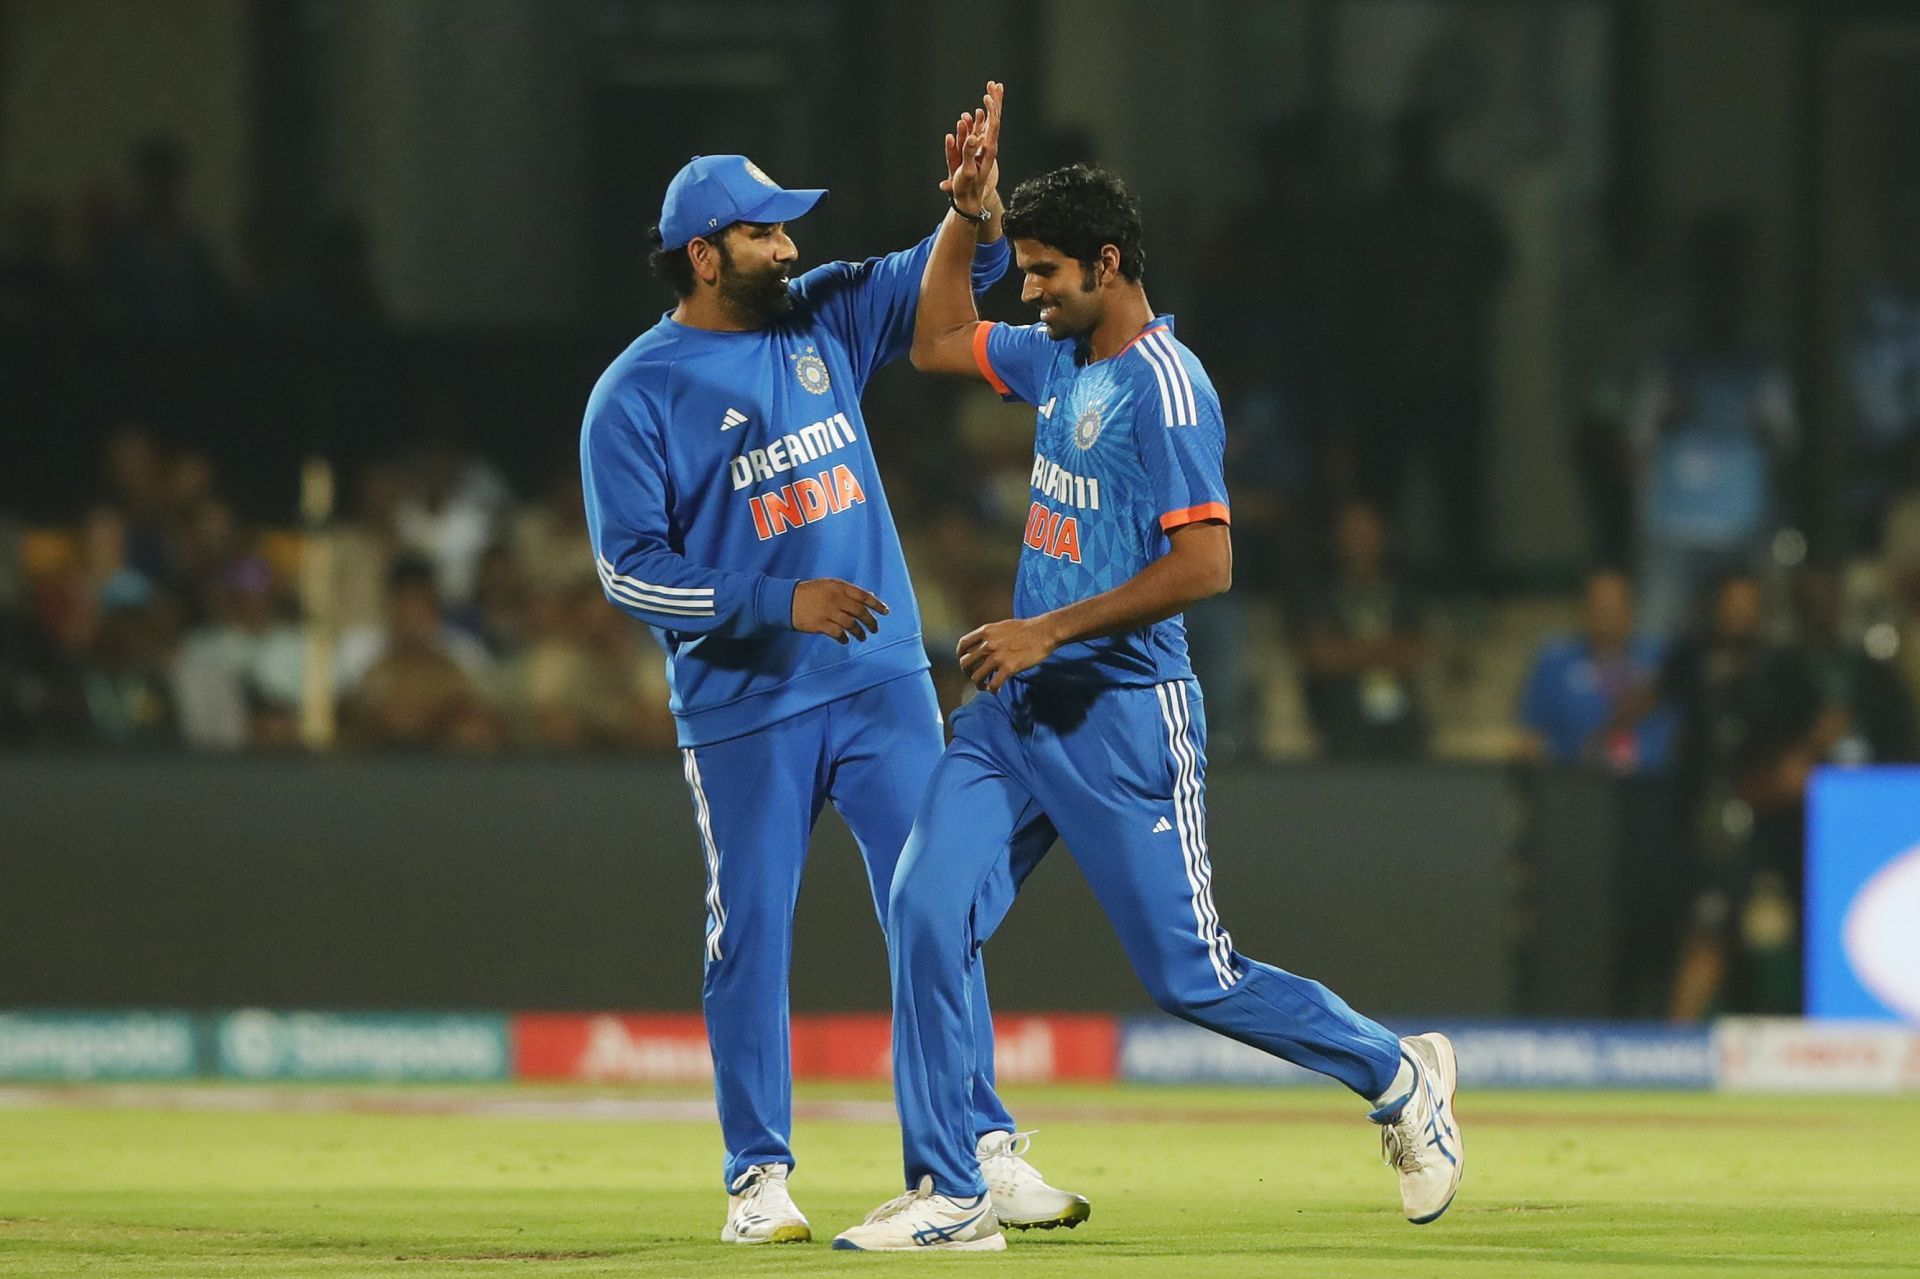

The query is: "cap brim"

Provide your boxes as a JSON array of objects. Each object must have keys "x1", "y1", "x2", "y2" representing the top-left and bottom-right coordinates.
[{"x1": 736, "y1": 187, "x2": 826, "y2": 227}]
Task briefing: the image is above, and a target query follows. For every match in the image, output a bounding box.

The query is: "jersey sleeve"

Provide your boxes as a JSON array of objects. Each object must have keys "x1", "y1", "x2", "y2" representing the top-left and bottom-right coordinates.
[
  {"x1": 1133, "y1": 356, "x2": 1231, "y2": 532},
  {"x1": 580, "y1": 390, "x2": 800, "y2": 637},
  {"x1": 790, "y1": 228, "x2": 1011, "y2": 388},
  {"x1": 975, "y1": 321, "x2": 1057, "y2": 405}
]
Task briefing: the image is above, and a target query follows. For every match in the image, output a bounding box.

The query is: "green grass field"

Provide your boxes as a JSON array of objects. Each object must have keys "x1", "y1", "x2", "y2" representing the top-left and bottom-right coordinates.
[{"x1": 1, "y1": 1083, "x2": 1916, "y2": 1277}]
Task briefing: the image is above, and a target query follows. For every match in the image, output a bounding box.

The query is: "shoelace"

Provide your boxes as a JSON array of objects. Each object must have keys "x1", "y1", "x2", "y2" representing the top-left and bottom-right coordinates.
[
  {"x1": 1381, "y1": 1121, "x2": 1413, "y2": 1173},
  {"x1": 862, "y1": 1178, "x2": 932, "y2": 1225},
  {"x1": 980, "y1": 1129, "x2": 1038, "y2": 1168},
  {"x1": 735, "y1": 1165, "x2": 794, "y2": 1218},
  {"x1": 980, "y1": 1130, "x2": 1044, "y2": 1195}
]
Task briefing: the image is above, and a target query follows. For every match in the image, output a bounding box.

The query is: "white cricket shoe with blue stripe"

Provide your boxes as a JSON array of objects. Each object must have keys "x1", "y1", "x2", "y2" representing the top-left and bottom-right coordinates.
[
  {"x1": 1373, "y1": 1032, "x2": 1464, "y2": 1224},
  {"x1": 832, "y1": 1176, "x2": 1006, "y2": 1251},
  {"x1": 977, "y1": 1130, "x2": 1091, "y2": 1229},
  {"x1": 721, "y1": 1163, "x2": 811, "y2": 1244}
]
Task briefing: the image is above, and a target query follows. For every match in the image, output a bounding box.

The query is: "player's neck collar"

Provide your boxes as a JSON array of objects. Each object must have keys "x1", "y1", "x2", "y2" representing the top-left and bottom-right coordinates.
[{"x1": 1081, "y1": 311, "x2": 1175, "y2": 365}]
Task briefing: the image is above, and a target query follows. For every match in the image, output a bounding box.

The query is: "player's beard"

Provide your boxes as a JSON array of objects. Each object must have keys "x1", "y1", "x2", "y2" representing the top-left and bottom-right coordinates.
[
  {"x1": 1037, "y1": 265, "x2": 1100, "y2": 340},
  {"x1": 717, "y1": 259, "x2": 794, "y2": 326}
]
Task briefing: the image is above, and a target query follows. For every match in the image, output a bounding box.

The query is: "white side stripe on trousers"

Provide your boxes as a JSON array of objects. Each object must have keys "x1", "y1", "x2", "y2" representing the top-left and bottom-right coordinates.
[
  {"x1": 1155, "y1": 681, "x2": 1239, "y2": 989},
  {"x1": 682, "y1": 748, "x2": 727, "y2": 962}
]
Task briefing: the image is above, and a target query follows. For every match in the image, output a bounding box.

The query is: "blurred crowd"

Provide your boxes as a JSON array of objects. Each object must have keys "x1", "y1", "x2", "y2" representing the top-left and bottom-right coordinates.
[
  {"x1": 8, "y1": 123, "x2": 1920, "y2": 1020},
  {"x1": 0, "y1": 421, "x2": 675, "y2": 754}
]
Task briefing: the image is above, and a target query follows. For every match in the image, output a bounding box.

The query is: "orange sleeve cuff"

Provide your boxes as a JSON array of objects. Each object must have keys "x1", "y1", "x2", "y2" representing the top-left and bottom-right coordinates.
[
  {"x1": 1160, "y1": 502, "x2": 1231, "y2": 531},
  {"x1": 971, "y1": 322, "x2": 1011, "y2": 396}
]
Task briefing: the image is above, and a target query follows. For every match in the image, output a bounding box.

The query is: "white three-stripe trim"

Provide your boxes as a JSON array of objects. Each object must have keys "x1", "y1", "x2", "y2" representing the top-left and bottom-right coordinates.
[
  {"x1": 1136, "y1": 332, "x2": 1198, "y2": 427},
  {"x1": 683, "y1": 748, "x2": 727, "y2": 962},
  {"x1": 1155, "y1": 681, "x2": 1239, "y2": 989},
  {"x1": 597, "y1": 556, "x2": 716, "y2": 617}
]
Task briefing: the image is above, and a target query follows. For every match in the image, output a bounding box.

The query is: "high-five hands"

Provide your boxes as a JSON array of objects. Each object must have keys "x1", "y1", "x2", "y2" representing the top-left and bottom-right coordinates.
[{"x1": 940, "y1": 81, "x2": 1003, "y2": 219}]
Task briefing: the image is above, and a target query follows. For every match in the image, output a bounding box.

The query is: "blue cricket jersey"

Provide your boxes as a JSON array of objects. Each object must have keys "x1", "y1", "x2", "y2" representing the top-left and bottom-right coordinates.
[
  {"x1": 972, "y1": 315, "x2": 1230, "y2": 685},
  {"x1": 582, "y1": 229, "x2": 1010, "y2": 746}
]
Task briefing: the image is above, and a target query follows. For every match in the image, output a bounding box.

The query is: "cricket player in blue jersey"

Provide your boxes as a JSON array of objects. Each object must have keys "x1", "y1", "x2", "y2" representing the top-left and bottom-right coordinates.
[
  {"x1": 833, "y1": 87, "x2": 1464, "y2": 1252},
  {"x1": 580, "y1": 146, "x2": 1083, "y2": 1243}
]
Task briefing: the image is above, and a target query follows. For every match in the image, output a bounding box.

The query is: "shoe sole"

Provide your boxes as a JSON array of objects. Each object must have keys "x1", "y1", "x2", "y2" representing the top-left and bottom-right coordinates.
[
  {"x1": 1002, "y1": 1200, "x2": 1091, "y2": 1231},
  {"x1": 1408, "y1": 1032, "x2": 1463, "y2": 1226},
  {"x1": 831, "y1": 1235, "x2": 1006, "y2": 1251},
  {"x1": 721, "y1": 1224, "x2": 812, "y2": 1244}
]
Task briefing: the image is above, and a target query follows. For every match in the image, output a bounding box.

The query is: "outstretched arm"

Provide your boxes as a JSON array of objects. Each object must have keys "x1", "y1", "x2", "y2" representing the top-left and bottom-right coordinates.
[{"x1": 911, "y1": 81, "x2": 1004, "y2": 378}]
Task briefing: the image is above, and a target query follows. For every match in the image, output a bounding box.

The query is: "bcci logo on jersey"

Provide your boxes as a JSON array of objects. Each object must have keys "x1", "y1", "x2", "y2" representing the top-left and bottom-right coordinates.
[
  {"x1": 791, "y1": 348, "x2": 831, "y2": 395},
  {"x1": 1072, "y1": 404, "x2": 1105, "y2": 450}
]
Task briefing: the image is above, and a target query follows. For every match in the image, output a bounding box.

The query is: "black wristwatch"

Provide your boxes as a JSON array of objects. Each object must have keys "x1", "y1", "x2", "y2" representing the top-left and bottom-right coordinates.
[{"x1": 949, "y1": 198, "x2": 992, "y2": 225}]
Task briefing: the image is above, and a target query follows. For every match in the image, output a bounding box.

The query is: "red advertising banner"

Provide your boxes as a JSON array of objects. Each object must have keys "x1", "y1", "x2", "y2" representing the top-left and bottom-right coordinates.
[
  {"x1": 511, "y1": 1012, "x2": 1117, "y2": 1083},
  {"x1": 513, "y1": 1012, "x2": 710, "y2": 1083}
]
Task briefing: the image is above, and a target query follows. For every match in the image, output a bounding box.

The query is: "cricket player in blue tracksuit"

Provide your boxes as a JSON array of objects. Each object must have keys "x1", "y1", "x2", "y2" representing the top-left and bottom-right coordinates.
[
  {"x1": 579, "y1": 150, "x2": 1083, "y2": 1245},
  {"x1": 832, "y1": 88, "x2": 1465, "y2": 1253}
]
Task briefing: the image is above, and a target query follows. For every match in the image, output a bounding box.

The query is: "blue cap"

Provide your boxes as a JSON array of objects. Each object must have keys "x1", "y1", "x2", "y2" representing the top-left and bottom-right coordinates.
[{"x1": 658, "y1": 155, "x2": 826, "y2": 249}]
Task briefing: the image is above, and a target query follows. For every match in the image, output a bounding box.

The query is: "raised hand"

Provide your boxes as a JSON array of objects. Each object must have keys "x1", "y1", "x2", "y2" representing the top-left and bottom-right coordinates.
[{"x1": 940, "y1": 81, "x2": 1002, "y2": 218}]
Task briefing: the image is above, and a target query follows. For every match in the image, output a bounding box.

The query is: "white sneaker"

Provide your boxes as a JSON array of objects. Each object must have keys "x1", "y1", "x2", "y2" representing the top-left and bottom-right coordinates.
[
  {"x1": 977, "y1": 1130, "x2": 1091, "y2": 1230},
  {"x1": 1373, "y1": 1033, "x2": 1464, "y2": 1224},
  {"x1": 721, "y1": 1163, "x2": 811, "y2": 1244},
  {"x1": 831, "y1": 1176, "x2": 1006, "y2": 1252}
]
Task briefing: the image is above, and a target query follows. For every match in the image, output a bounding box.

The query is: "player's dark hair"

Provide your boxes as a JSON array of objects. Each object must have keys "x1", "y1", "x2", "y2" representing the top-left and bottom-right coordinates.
[
  {"x1": 648, "y1": 223, "x2": 732, "y2": 298},
  {"x1": 1002, "y1": 164, "x2": 1146, "y2": 283}
]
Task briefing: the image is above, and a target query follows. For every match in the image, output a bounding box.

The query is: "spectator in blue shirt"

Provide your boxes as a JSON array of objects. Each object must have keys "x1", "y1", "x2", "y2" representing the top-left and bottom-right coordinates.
[{"x1": 1517, "y1": 569, "x2": 1674, "y2": 772}]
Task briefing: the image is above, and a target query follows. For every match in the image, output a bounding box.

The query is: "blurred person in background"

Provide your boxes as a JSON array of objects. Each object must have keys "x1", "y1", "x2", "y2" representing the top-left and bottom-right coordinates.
[
  {"x1": 394, "y1": 425, "x2": 512, "y2": 606},
  {"x1": 1353, "y1": 111, "x2": 1510, "y2": 592},
  {"x1": 0, "y1": 516, "x2": 53, "y2": 741},
  {"x1": 1657, "y1": 574, "x2": 1827, "y2": 1020},
  {"x1": 30, "y1": 504, "x2": 155, "y2": 661},
  {"x1": 1787, "y1": 564, "x2": 1915, "y2": 766},
  {"x1": 506, "y1": 581, "x2": 675, "y2": 753},
  {"x1": 334, "y1": 554, "x2": 491, "y2": 700},
  {"x1": 99, "y1": 422, "x2": 177, "y2": 584},
  {"x1": 337, "y1": 555, "x2": 500, "y2": 752},
  {"x1": 95, "y1": 133, "x2": 229, "y2": 338},
  {"x1": 1628, "y1": 211, "x2": 1797, "y2": 638},
  {"x1": 158, "y1": 453, "x2": 242, "y2": 625},
  {"x1": 1300, "y1": 500, "x2": 1432, "y2": 760},
  {"x1": 331, "y1": 462, "x2": 407, "y2": 632},
  {"x1": 42, "y1": 572, "x2": 178, "y2": 747},
  {"x1": 448, "y1": 543, "x2": 529, "y2": 663},
  {"x1": 1516, "y1": 569, "x2": 1675, "y2": 773},
  {"x1": 512, "y1": 458, "x2": 595, "y2": 594},
  {"x1": 171, "y1": 555, "x2": 305, "y2": 751},
  {"x1": 898, "y1": 498, "x2": 995, "y2": 715}
]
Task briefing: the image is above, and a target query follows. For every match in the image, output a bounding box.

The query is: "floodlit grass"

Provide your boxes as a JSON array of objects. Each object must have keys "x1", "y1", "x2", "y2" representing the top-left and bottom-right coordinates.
[{"x1": 0, "y1": 1083, "x2": 1915, "y2": 1276}]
